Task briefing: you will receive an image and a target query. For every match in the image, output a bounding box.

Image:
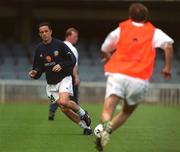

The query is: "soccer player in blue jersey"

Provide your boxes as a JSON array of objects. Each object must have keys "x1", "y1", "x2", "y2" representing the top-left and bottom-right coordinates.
[
  {"x1": 48, "y1": 27, "x2": 80, "y2": 120},
  {"x1": 29, "y1": 22, "x2": 92, "y2": 135}
]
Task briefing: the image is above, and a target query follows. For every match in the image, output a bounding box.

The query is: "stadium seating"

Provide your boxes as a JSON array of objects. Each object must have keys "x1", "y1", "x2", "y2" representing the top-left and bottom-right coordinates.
[{"x1": 0, "y1": 40, "x2": 179, "y2": 83}]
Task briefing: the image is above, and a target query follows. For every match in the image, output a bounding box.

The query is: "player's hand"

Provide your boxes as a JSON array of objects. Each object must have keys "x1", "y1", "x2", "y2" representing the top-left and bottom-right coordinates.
[
  {"x1": 52, "y1": 64, "x2": 62, "y2": 72},
  {"x1": 74, "y1": 77, "x2": 80, "y2": 86},
  {"x1": 101, "y1": 52, "x2": 111, "y2": 63},
  {"x1": 161, "y1": 67, "x2": 171, "y2": 79},
  {"x1": 28, "y1": 70, "x2": 38, "y2": 78}
]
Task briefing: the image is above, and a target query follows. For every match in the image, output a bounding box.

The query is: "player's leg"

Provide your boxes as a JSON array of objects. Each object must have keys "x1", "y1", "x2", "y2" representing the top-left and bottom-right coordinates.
[
  {"x1": 95, "y1": 76, "x2": 148, "y2": 151},
  {"x1": 46, "y1": 77, "x2": 92, "y2": 134},
  {"x1": 111, "y1": 100, "x2": 137, "y2": 131},
  {"x1": 57, "y1": 92, "x2": 92, "y2": 135},
  {"x1": 100, "y1": 75, "x2": 124, "y2": 128},
  {"x1": 48, "y1": 82, "x2": 79, "y2": 120},
  {"x1": 58, "y1": 76, "x2": 91, "y2": 126},
  {"x1": 61, "y1": 104, "x2": 92, "y2": 135},
  {"x1": 70, "y1": 84, "x2": 79, "y2": 104},
  {"x1": 57, "y1": 92, "x2": 91, "y2": 126},
  {"x1": 68, "y1": 97, "x2": 92, "y2": 134},
  {"x1": 97, "y1": 100, "x2": 137, "y2": 150},
  {"x1": 46, "y1": 83, "x2": 80, "y2": 123},
  {"x1": 101, "y1": 94, "x2": 120, "y2": 122},
  {"x1": 110, "y1": 78, "x2": 148, "y2": 131},
  {"x1": 95, "y1": 94, "x2": 119, "y2": 151},
  {"x1": 47, "y1": 91, "x2": 92, "y2": 134},
  {"x1": 60, "y1": 102, "x2": 80, "y2": 123},
  {"x1": 57, "y1": 76, "x2": 92, "y2": 134},
  {"x1": 70, "y1": 84, "x2": 92, "y2": 134},
  {"x1": 46, "y1": 85, "x2": 59, "y2": 120},
  {"x1": 48, "y1": 102, "x2": 58, "y2": 120},
  {"x1": 70, "y1": 75, "x2": 79, "y2": 104}
]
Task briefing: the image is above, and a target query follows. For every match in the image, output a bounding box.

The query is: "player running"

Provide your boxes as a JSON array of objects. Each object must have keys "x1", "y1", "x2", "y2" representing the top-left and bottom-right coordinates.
[
  {"x1": 29, "y1": 22, "x2": 92, "y2": 135},
  {"x1": 95, "y1": 3, "x2": 174, "y2": 151}
]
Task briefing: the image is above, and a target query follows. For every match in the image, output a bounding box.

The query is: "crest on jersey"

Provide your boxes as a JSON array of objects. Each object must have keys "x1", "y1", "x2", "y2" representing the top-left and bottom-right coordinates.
[
  {"x1": 54, "y1": 50, "x2": 59, "y2": 56},
  {"x1": 46, "y1": 56, "x2": 52, "y2": 62}
]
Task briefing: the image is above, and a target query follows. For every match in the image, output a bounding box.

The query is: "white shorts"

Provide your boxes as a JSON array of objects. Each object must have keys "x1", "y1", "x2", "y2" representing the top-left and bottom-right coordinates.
[
  {"x1": 105, "y1": 73, "x2": 149, "y2": 105},
  {"x1": 46, "y1": 76, "x2": 73, "y2": 103}
]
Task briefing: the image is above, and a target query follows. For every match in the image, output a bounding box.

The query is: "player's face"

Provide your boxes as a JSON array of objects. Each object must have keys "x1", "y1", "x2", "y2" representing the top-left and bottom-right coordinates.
[
  {"x1": 69, "y1": 31, "x2": 78, "y2": 45},
  {"x1": 39, "y1": 26, "x2": 52, "y2": 43}
]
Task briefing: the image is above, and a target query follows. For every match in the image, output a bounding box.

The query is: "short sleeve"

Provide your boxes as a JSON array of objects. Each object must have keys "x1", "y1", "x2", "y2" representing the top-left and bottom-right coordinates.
[{"x1": 153, "y1": 28, "x2": 174, "y2": 49}]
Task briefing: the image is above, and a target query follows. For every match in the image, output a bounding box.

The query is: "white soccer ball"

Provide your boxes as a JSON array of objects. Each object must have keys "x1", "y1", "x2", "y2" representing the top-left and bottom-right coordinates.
[{"x1": 94, "y1": 124, "x2": 103, "y2": 138}]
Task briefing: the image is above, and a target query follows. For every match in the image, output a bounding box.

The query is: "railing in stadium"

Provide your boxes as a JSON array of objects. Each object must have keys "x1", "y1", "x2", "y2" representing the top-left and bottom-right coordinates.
[{"x1": 0, "y1": 80, "x2": 180, "y2": 106}]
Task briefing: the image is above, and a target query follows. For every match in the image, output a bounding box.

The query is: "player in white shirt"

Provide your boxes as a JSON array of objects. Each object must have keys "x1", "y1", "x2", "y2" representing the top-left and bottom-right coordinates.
[{"x1": 64, "y1": 30, "x2": 80, "y2": 104}]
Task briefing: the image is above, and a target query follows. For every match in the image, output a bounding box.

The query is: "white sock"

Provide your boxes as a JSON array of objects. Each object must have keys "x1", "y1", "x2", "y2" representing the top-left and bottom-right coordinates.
[
  {"x1": 77, "y1": 107, "x2": 85, "y2": 117},
  {"x1": 79, "y1": 120, "x2": 91, "y2": 129}
]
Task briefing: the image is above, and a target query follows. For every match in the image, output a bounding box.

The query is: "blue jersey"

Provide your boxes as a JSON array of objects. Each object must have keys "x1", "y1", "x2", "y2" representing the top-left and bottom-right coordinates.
[{"x1": 32, "y1": 38, "x2": 76, "y2": 84}]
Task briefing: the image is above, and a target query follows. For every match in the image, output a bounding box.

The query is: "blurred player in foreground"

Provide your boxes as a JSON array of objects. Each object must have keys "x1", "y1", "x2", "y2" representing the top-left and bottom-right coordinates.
[
  {"x1": 48, "y1": 27, "x2": 80, "y2": 120},
  {"x1": 29, "y1": 22, "x2": 92, "y2": 135},
  {"x1": 95, "y1": 3, "x2": 174, "y2": 151}
]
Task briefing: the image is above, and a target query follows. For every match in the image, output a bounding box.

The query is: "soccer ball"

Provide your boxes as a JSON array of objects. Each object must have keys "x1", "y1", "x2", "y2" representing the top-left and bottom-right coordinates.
[{"x1": 94, "y1": 124, "x2": 103, "y2": 138}]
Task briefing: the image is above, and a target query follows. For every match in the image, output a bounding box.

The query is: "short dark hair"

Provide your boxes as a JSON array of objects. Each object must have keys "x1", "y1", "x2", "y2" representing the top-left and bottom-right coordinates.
[
  {"x1": 129, "y1": 3, "x2": 149, "y2": 22},
  {"x1": 65, "y1": 27, "x2": 78, "y2": 38},
  {"x1": 38, "y1": 22, "x2": 52, "y2": 30}
]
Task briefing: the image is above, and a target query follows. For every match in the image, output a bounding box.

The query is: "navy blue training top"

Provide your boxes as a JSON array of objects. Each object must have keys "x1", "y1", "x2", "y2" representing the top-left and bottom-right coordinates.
[{"x1": 32, "y1": 38, "x2": 76, "y2": 84}]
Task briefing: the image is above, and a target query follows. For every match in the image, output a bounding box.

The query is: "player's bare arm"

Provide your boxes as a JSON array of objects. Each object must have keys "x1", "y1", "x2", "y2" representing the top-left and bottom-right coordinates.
[
  {"x1": 73, "y1": 65, "x2": 80, "y2": 86},
  {"x1": 162, "y1": 43, "x2": 173, "y2": 79}
]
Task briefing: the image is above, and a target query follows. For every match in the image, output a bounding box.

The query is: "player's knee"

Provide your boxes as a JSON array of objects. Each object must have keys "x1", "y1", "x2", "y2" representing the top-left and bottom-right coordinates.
[
  {"x1": 122, "y1": 105, "x2": 137, "y2": 115},
  {"x1": 60, "y1": 105, "x2": 68, "y2": 113},
  {"x1": 57, "y1": 98, "x2": 69, "y2": 108},
  {"x1": 57, "y1": 103, "x2": 68, "y2": 113},
  {"x1": 101, "y1": 112, "x2": 111, "y2": 122}
]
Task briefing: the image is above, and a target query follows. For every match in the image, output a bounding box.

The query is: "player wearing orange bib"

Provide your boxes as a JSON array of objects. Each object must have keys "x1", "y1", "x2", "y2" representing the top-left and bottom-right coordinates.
[
  {"x1": 105, "y1": 19, "x2": 156, "y2": 80},
  {"x1": 95, "y1": 3, "x2": 174, "y2": 151}
]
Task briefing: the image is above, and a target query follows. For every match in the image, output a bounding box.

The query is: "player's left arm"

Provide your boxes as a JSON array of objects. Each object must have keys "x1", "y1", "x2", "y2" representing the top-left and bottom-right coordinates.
[
  {"x1": 162, "y1": 42, "x2": 173, "y2": 79},
  {"x1": 53, "y1": 42, "x2": 76, "y2": 72},
  {"x1": 153, "y1": 28, "x2": 174, "y2": 79}
]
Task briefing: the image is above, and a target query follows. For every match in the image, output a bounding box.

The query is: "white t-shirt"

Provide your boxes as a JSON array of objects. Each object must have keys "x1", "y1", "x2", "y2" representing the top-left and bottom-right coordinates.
[
  {"x1": 64, "y1": 41, "x2": 79, "y2": 66},
  {"x1": 101, "y1": 21, "x2": 174, "y2": 53}
]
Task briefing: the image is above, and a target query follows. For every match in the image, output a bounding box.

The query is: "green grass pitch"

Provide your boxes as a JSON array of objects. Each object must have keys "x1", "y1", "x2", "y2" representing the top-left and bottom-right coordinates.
[{"x1": 0, "y1": 103, "x2": 180, "y2": 152}]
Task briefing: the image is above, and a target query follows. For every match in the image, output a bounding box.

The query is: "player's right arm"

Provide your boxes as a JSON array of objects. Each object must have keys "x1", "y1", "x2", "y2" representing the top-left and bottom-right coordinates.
[
  {"x1": 101, "y1": 27, "x2": 120, "y2": 63},
  {"x1": 29, "y1": 47, "x2": 44, "y2": 79},
  {"x1": 29, "y1": 70, "x2": 38, "y2": 78},
  {"x1": 73, "y1": 64, "x2": 80, "y2": 86}
]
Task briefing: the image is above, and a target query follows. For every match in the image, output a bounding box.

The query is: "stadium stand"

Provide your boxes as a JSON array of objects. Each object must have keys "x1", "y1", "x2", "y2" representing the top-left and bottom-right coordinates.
[
  {"x1": 0, "y1": 39, "x2": 179, "y2": 83},
  {"x1": 0, "y1": 0, "x2": 179, "y2": 83}
]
